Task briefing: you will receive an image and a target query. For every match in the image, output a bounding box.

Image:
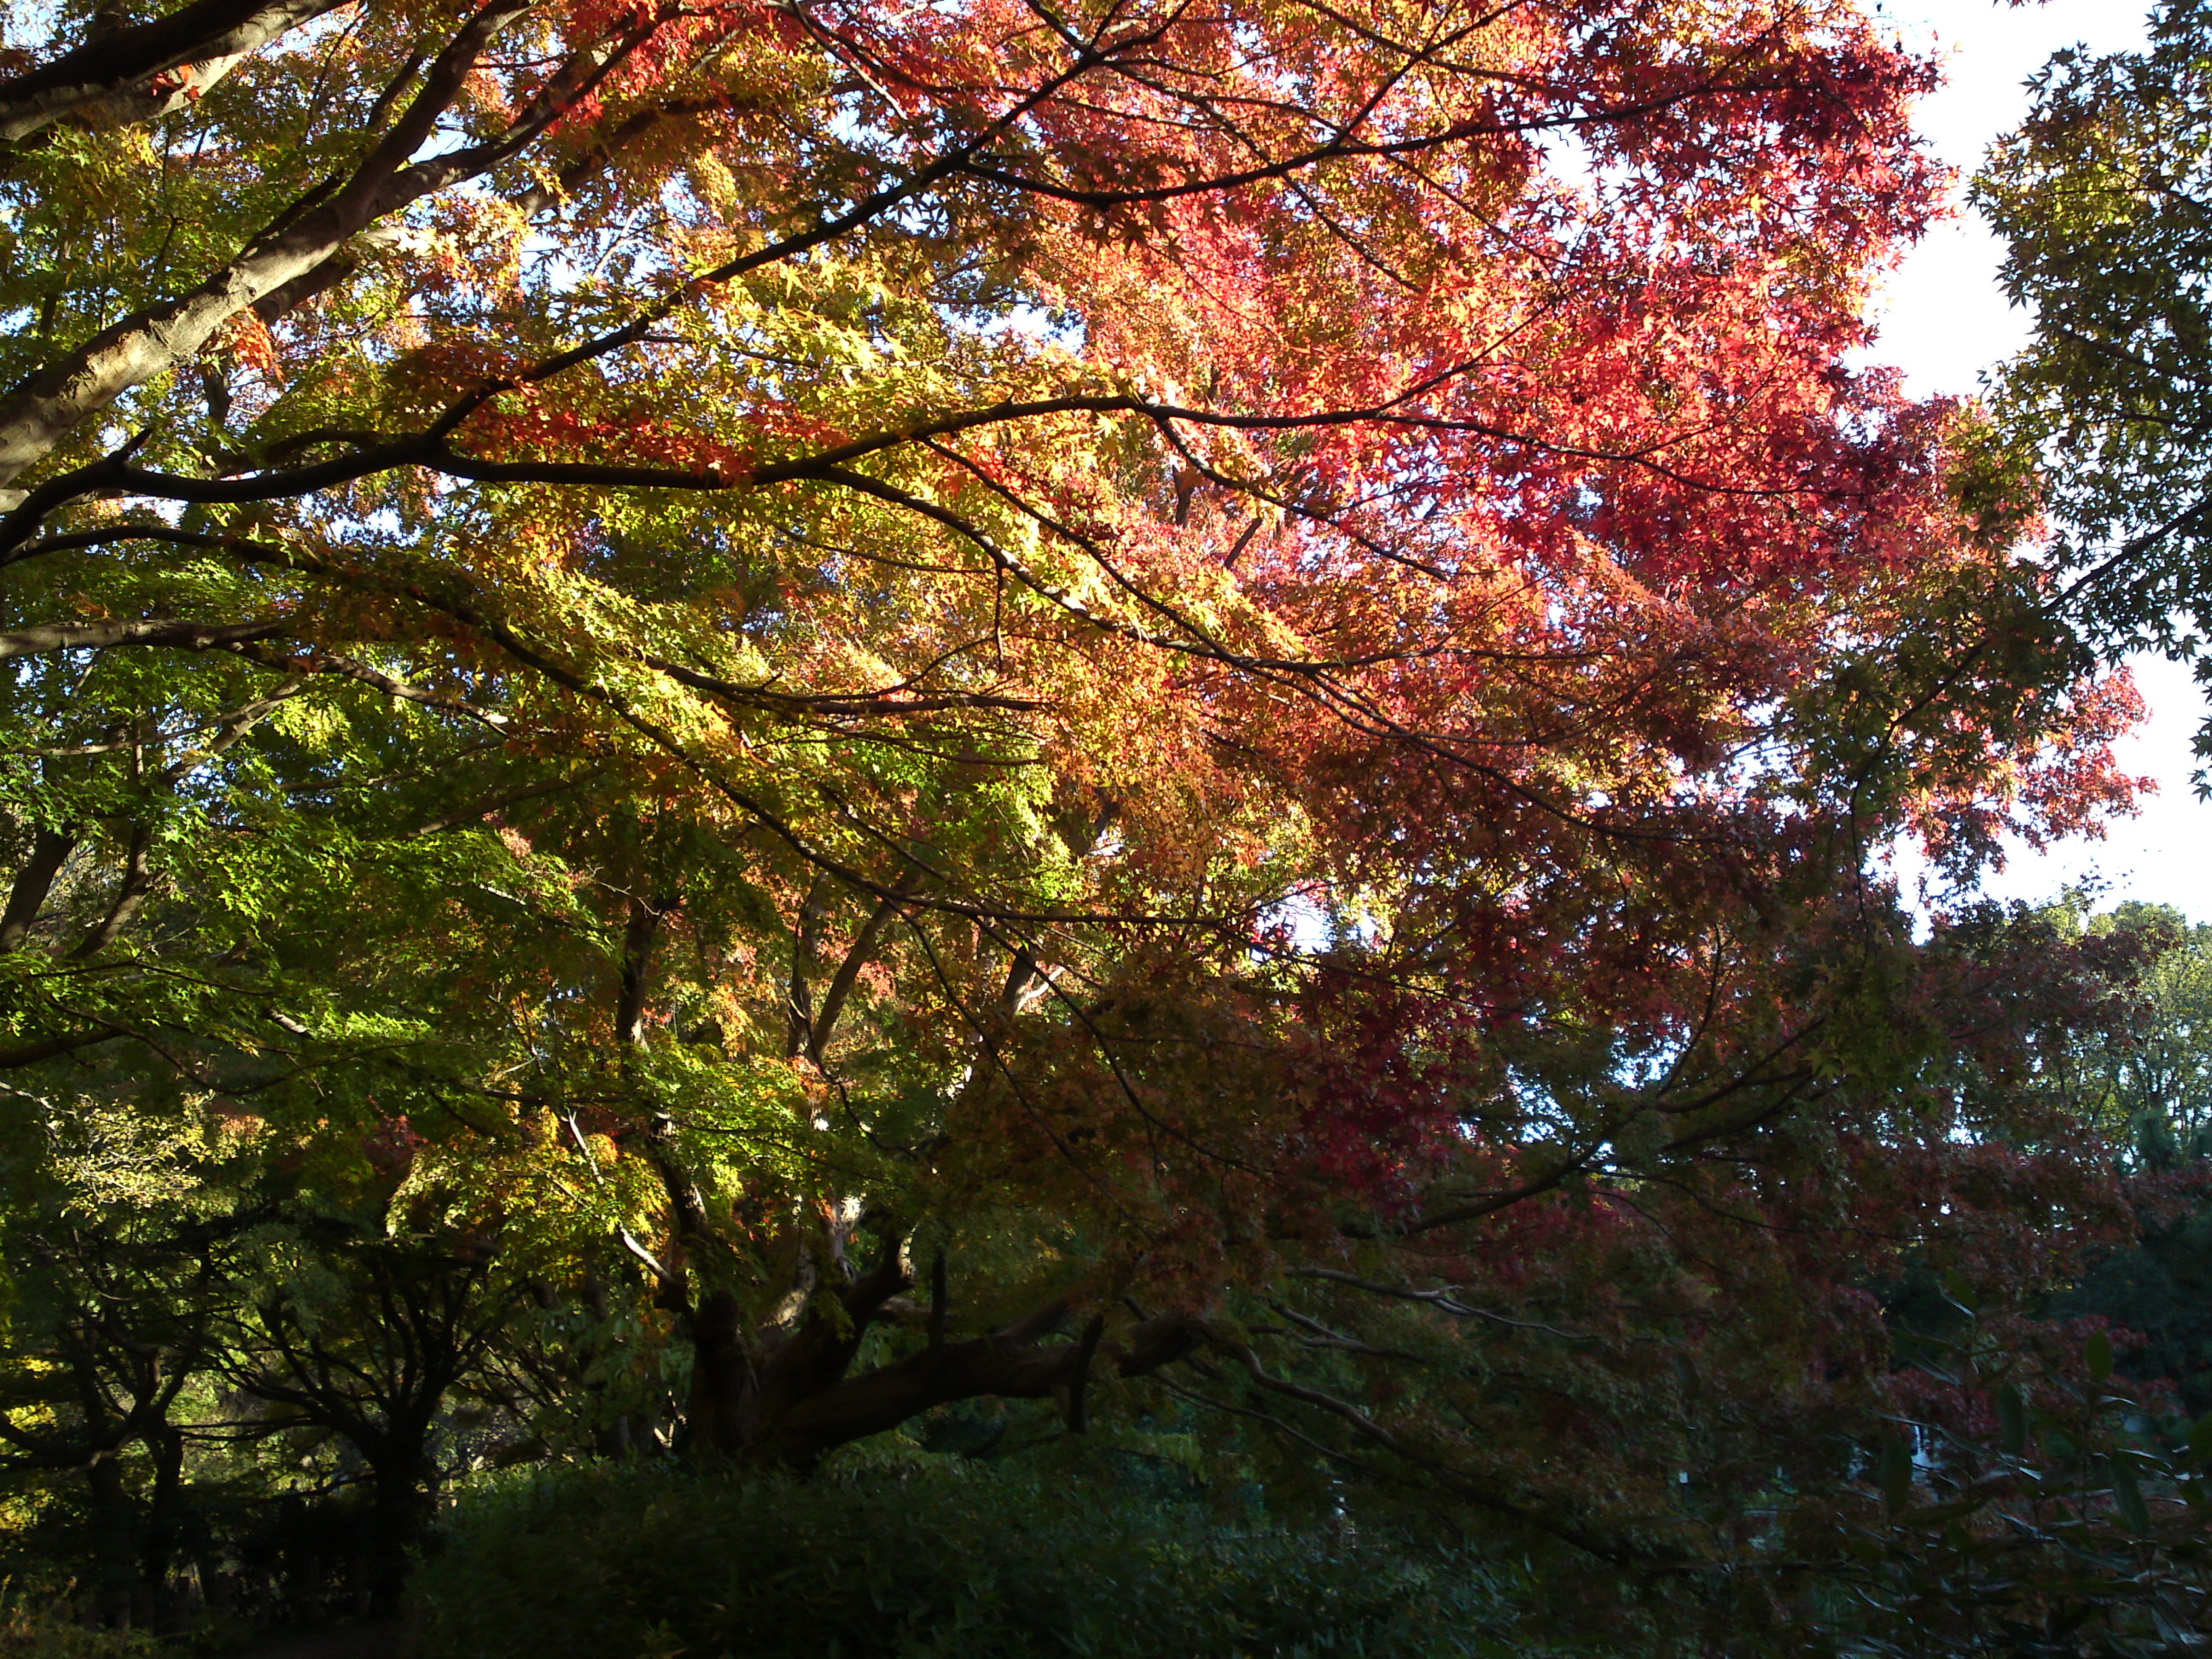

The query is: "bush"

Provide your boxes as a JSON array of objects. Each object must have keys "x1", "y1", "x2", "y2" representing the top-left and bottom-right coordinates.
[
  {"x1": 410, "y1": 1458, "x2": 1521, "y2": 1659},
  {"x1": 0, "y1": 1600, "x2": 158, "y2": 1659}
]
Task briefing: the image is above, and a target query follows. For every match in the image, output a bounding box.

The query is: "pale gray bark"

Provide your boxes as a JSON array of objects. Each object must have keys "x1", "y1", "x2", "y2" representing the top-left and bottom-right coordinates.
[
  {"x1": 59, "y1": 48, "x2": 253, "y2": 133},
  {"x1": 0, "y1": 0, "x2": 346, "y2": 143},
  {"x1": 0, "y1": 617, "x2": 289, "y2": 659},
  {"x1": 0, "y1": 0, "x2": 609, "y2": 492}
]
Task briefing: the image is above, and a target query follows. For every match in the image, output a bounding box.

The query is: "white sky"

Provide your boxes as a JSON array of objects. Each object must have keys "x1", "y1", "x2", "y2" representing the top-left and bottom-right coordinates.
[{"x1": 1868, "y1": 0, "x2": 2212, "y2": 920}]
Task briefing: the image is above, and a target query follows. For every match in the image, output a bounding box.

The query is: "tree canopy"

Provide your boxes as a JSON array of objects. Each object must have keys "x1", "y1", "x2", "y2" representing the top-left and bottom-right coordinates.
[
  {"x1": 0, "y1": 0, "x2": 2203, "y2": 1650},
  {"x1": 1980, "y1": 0, "x2": 2212, "y2": 669}
]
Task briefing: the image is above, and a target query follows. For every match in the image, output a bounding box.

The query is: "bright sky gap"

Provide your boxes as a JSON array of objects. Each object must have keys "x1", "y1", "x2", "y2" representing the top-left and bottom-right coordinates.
[{"x1": 1875, "y1": 0, "x2": 2212, "y2": 919}]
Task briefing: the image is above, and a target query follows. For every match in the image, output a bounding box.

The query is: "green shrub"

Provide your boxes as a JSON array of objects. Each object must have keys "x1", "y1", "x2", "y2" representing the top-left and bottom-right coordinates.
[
  {"x1": 411, "y1": 1459, "x2": 1519, "y2": 1659},
  {"x1": 0, "y1": 1601, "x2": 158, "y2": 1659}
]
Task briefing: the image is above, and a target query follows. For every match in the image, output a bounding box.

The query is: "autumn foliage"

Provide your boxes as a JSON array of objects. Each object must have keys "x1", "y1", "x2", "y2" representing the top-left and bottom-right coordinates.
[{"x1": 0, "y1": 0, "x2": 2193, "y2": 1648}]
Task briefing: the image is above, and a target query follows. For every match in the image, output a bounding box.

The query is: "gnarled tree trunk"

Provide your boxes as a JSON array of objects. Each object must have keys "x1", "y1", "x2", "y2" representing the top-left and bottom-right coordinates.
[{"x1": 683, "y1": 1243, "x2": 1205, "y2": 1470}]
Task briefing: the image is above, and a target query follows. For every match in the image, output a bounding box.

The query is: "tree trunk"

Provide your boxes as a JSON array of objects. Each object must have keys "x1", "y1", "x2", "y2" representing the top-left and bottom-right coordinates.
[
  {"x1": 138, "y1": 1424, "x2": 189, "y2": 1630},
  {"x1": 83, "y1": 1451, "x2": 139, "y2": 1627},
  {"x1": 682, "y1": 1250, "x2": 1205, "y2": 1470},
  {"x1": 0, "y1": 823, "x2": 74, "y2": 950},
  {"x1": 358, "y1": 1444, "x2": 437, "y2": 1618}
]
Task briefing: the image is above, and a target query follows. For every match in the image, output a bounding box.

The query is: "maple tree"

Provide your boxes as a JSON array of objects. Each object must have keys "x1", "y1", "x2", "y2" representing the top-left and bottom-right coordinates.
[{"x1": 0, "y1": 0, "x2": 2181, "y2": 1642}]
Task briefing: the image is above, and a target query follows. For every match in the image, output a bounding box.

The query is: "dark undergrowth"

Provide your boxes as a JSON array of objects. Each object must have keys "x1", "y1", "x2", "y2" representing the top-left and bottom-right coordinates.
[{"x1": 409, "y1": 1458, "x2": 1530, "y2": 1659}]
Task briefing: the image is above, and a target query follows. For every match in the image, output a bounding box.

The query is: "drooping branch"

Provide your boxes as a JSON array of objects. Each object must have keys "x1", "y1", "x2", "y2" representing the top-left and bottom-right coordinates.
[
  {"x1": 400, "y1": 771, "x2": 602, "y2": 840},
  {"x1": 1286, "y1": 1267, "x2": 1593, "y2": 1342},
  {"x1": 0, "y1": 1028, "x2": 127, "y2": 1069},
  {"x1": 1204, "y1": 1333, "x2": 1641, "y2": 1563},
  {"x1": 647, "y1": 655, "x2": 1050, "y2": 719},
  {"x1": 223, "y1": 639, "x2": 514, "y2": 728},
  {"x1": 743, "y1": 1303, "x2": 1208, "y2": 1470},
  {"x1": 20, "y1": 377, "x2": 1804, "y2": 528},
  {"x1": 164, "y1": 532, "x2": 1229, "y2": 930}
]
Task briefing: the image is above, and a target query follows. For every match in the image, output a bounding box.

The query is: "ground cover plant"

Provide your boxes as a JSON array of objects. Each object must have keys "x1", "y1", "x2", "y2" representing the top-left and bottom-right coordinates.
[{"x1": 410, "y1": 1458, "x2": 1540, "y2": 1659}]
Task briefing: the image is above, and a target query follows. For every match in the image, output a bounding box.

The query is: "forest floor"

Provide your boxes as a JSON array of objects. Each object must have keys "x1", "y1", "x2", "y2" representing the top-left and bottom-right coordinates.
[{"x1": 230, "y1": 1621, "x2": 403, "y2": 1659}]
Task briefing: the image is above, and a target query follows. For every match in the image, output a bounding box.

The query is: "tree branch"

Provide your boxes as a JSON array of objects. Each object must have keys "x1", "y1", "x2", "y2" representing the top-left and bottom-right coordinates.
[
  {"x1": 0, "y1": 617, "x2": 290, "y2": 659},
  {"x1": 0, "y1": 825, "x2": 76, "y2": 952},
  {"x1": 0, "y1": 0, "x2": 347, "y2": 144}
]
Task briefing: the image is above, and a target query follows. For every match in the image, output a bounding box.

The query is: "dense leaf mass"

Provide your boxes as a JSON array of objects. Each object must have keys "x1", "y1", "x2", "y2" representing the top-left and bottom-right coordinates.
[
  {"x1": 0, "y1": 0, "x2": 2197, "y2": 1649},
  {"x1": 1980, "y1": 0, "x2": 2212, "y2": 661}
]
